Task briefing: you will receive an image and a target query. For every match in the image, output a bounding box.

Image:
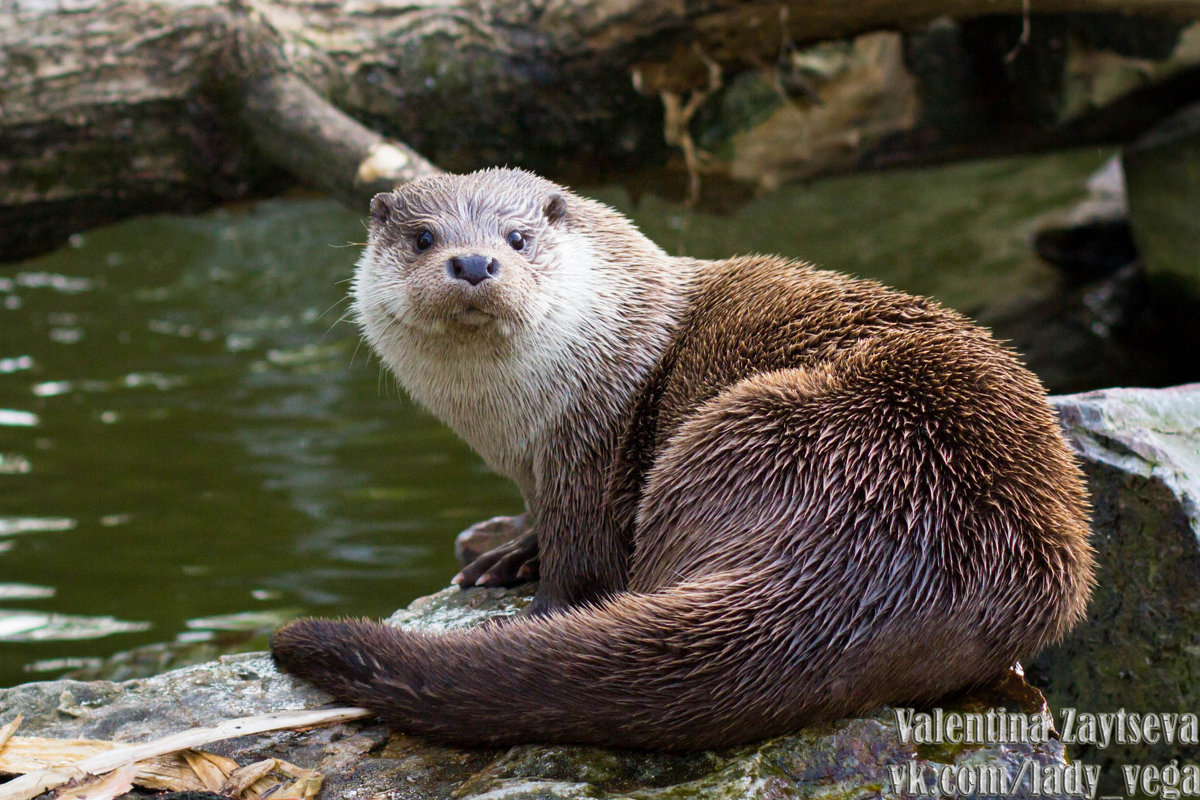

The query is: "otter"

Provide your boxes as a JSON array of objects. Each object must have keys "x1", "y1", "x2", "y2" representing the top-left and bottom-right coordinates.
[{"x1": 270, "y1": 168, "x2": 1094, "y2": 751}]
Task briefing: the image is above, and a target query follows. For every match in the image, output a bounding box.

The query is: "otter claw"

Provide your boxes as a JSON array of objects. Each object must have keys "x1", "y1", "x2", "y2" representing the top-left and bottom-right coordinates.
[
  {"x1": 455, "y1": 513, "x2": 530, "y2": 567},
  {"x1": 457, "y1": 530, "x2": 539, "y2": 589}
]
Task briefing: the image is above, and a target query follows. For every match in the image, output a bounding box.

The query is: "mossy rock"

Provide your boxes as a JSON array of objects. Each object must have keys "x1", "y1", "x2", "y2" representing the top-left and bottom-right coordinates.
[
  {"x1": 1035, "y1": 384, "x2": 1200, "y2": 784},
  {"x1": 0, "y1": 582, "x2": 1075, "y2": 799}
]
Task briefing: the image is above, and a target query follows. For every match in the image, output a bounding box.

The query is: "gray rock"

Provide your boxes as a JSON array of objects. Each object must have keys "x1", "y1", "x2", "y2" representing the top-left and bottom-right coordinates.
[
  {"x1": 1035, "y1": 384, "x2": 1200, "y2": 778},
  {"x1": 0, "y1": 587, "x2": 1077, "y2": 798},
  {"x1": 1030, "y1": 156, "x2": 1137, "y2": 283},
  {"x1": 11, "y1": 384, "x2": 1198, "y2": 799}
]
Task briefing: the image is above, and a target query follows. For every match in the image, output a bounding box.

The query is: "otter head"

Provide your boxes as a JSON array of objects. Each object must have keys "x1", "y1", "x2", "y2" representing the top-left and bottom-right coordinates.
[
  {"x1": 353, "y1": 169, "x2": 578, "y2": 345},
  {"x1": 351, "y1": 168, "x2": 682, "y2": 488}
]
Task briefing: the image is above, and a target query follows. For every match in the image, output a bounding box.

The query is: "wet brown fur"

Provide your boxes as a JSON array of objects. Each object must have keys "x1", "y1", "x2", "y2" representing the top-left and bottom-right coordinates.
[{"x1": 271, "y1": 168, "x2": 1094, "y2": 751}]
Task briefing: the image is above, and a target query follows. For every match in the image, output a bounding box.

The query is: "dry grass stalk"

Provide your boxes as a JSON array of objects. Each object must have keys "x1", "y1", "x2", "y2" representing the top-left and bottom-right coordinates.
[{"x1": 0, "y1": 706, "x2": 370, "y2": 800}]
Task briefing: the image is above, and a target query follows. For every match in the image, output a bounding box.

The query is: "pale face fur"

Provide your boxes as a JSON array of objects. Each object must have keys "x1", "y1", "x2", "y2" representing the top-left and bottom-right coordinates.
[{"x1": 352, "y1": 169, "x2": 688, "y2": 501}]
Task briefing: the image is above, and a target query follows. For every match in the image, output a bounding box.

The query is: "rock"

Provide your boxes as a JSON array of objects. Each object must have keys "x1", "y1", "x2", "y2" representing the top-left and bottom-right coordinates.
[
  {"x1": 979, "y1": 263, "x2": 1153, "y2": 393},
  {"x1": 1016, "y1": 155, "x2": 1200, "y2": 394},
  {"x1": 1124, "y1": 102, "x2": 1200, "y2": 293},
  {"x1": 0, "y1": 588, "x2": 1076, "y2": 799},
  {"x1": 687, "y1": 15, "x2": 1200, "y2": 193},
  {"x1": 703, "y1": 31, "x2": 919, "y2": 191},
  {"x1": 1031, "y1": 156, "x2": 1136, "y2": 284},
  {"x1": 7, "y1": 384, "x2": 1200, "y2": 798},
  {"x1": 954, "y1": 15, "x2": 1196, "y2": 129},
  {"x1": 1034, "y1": 384, "x2": 1200, "y2": 778}
]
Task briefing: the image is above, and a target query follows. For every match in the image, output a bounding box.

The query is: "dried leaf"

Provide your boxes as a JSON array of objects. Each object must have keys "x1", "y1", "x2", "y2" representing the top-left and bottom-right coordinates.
[
  {"x1": 224, "y1": 756, "x2": 325, "y2": 799},
  {"x1": 266, "y1": 764, "x2": 323, "y2": 800},
  {"x1": 0, "y1": 717, "x2": 21, "y2": 755},
  {"x1": 181, "y1": 748, "x2": 234, "y2": 792},
  {"x1": 262, "y1": 775, "x2": 323, "y2": 800},
  {"x1": 0, "y1": 707, "x2": 360, "y2": 800},
  {"x1": 221, "y1": 758, "x2": 277, "y2": 796},
  {"x1": 0, "y1": 738, "x2": 119, "y2": 773},
  {"x1": 51, "y1": 763, "x2": 138, "y2": 800},
  {"x1": 0, "y1": 737, "x2": 204, "y2": 791}
]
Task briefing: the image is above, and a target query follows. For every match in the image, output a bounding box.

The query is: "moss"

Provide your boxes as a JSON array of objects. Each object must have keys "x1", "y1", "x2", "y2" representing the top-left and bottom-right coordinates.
[{"x1": 694, "y1": 71, "x2": 783, "y2": 155}]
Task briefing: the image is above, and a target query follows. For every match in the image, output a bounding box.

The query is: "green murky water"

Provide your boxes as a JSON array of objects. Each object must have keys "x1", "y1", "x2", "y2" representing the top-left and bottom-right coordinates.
[{"x1": 0, "y1": 149, "x2": 1112, "y2": 687}]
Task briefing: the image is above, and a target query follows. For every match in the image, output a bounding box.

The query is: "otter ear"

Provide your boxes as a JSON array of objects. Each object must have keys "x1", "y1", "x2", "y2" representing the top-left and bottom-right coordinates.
[
  {"x1": 369, "y1": 192, "x2": 403, "y2": 226},
  {"x1": 543, "y1": 194, "x2": 567, "y2": 225}
]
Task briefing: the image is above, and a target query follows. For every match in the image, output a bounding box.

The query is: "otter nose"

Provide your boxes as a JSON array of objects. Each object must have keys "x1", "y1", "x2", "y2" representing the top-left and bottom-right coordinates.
[{"x1": 447, "y1": 255, "x2": 500, "y2": 286}]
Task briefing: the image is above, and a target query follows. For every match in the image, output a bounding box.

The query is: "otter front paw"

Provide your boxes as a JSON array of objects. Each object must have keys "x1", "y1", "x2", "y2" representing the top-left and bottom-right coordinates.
[
  {"x1": 454, "y1": 513, "x2": 530, "y2": 565},
  {"x1": 453, "y1": 529, "x2": 539, "y2": 588}
]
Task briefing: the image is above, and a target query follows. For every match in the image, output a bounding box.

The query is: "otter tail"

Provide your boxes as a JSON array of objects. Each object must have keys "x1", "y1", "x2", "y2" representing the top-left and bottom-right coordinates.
[
  {"x1": 271, "y1": 571, "x2": 828, "y2": 750},
  {"x1": 270, "y1": 566, "x2": 1003, "y2": 751}
]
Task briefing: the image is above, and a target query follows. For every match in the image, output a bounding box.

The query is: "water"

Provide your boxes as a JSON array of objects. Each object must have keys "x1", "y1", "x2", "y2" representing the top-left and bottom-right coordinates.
[{"x1": 0, "y1": 150, "x2": 1113, "y2": 687}]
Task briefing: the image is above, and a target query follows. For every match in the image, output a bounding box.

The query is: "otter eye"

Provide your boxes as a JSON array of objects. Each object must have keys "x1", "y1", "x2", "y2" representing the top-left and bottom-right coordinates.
[
  {"x1": 414, "y1": 229, "x2": 434, "y2": 252},
  {"x1": 507, "y1": 231, "x2": 526, "y2": 251}
]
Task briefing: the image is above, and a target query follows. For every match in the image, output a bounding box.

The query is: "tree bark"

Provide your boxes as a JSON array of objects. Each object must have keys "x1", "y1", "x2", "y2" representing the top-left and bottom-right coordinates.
[{"x1": 3, "y1": 0, "x2": 1200, "y2": 261}]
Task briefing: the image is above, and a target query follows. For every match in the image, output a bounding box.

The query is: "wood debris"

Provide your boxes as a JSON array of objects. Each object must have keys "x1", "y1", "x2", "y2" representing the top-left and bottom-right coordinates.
[
  {"x1": 0, "y1": 718, "x2": 20, "y2": 754},
  {"x1": 50, "y1": 764, "x2": 138, "y2": 800},
  {"x1": 0, "y1": 706, "x2": 371, "y2": 800}
]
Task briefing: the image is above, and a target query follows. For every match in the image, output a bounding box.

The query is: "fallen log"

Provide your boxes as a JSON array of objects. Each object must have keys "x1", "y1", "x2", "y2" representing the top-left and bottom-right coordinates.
[{"x1": 3, "y1": 0, "x2": 1200, "y2": 260}]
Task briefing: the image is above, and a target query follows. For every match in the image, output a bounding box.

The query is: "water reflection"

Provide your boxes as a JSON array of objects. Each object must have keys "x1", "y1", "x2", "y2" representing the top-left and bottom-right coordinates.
[
  {"x1": 0, "y1": 196, "x2": 519, "y2": 686},
  {"x1": 0, "y1": 410, "x2": 38, "y2": 427},
  {"x1": 0, "y1": 584, "x2": 55, "y2": 600},
  {"x1": 0, "y1": 611, "x2": 149, "y2": 642},
  {"x1": 0, "y1": 517, "x2": 75, "y2": 535}
]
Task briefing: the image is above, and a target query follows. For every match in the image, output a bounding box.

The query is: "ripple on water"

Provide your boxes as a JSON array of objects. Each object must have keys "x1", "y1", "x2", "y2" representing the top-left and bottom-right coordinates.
[
  {"x1": 0, "y1": 517, "x2": 77, "y2": 536},
  {"x1": 48, "y1": 327, "x2": 84, "y2": 344},
  {"x1": 0, "y1": 453, "x2": 32, "y2": 474},
  {"x1": 0, "y1": 409, "x2": 39, "y2": 427},
  {"x1": 185, "y1": 609, "x2": 297, "y2": 632},
  {"x1": 15, "y1": 272, "x2": 95, "y2": 294},
  {"x1": 0, "y1": 356, "x2": 33, "y2": 373},
  {"x1": 0, "y1": 610, "x2": 150, "y2": 642},
  {"x1": 31, "y1": 373, "x2": 186, "y2": 397},
  {"x1": 0, "y1": 583, "x2": 55, "y2": 600}
]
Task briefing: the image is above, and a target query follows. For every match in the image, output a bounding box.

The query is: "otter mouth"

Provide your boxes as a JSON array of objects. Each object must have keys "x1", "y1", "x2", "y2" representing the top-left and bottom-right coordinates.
[
  {"x1": 454, "y1": 307, "x2": 496, "y2": 326},
  {"x1": 385, "y1": 308, "x2": 513, "y2": 339},
  {"x1": 380, "y1": 293, "x2": 522, "y2": 337},
  {"x1": 385, "y1": 305, "x2": 498, "y2": 329}
]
